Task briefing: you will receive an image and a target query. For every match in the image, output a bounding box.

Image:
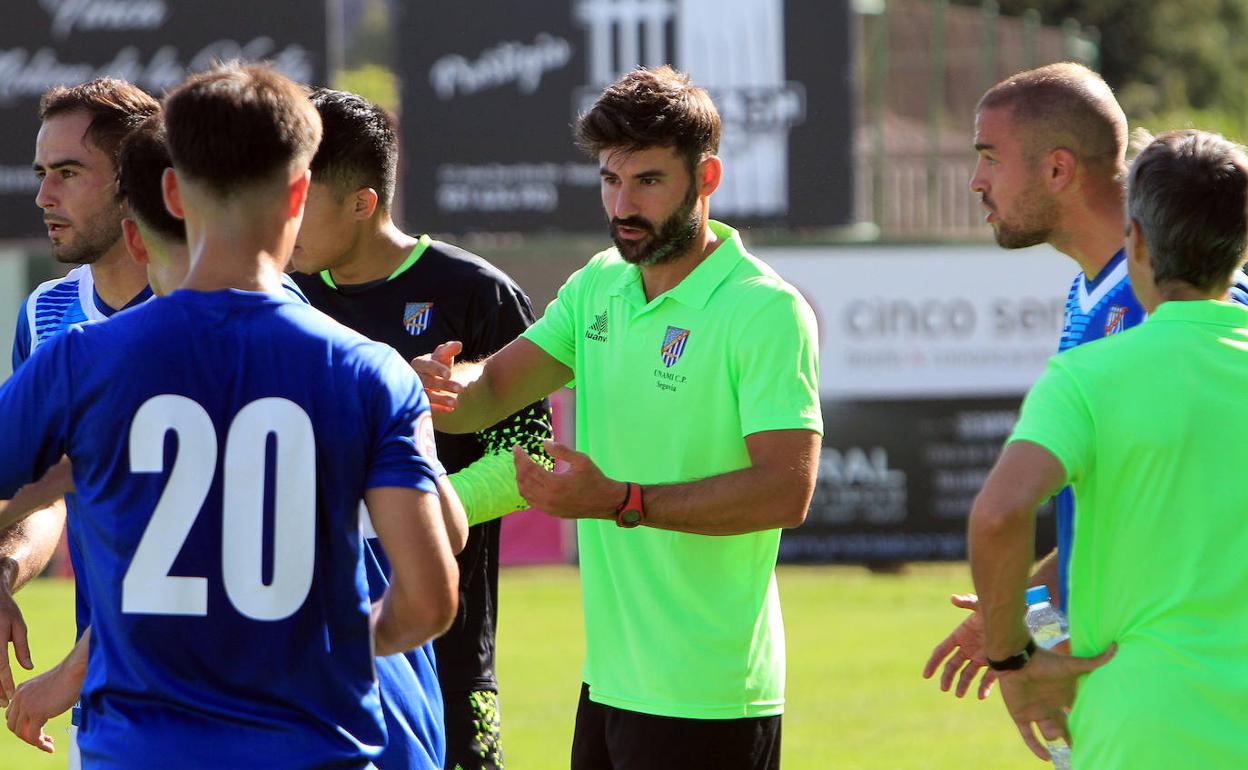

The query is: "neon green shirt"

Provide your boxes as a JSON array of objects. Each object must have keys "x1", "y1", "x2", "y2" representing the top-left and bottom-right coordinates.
[
  {"x1": 522, "y1": 220, "x2": 822, "y2": 719},
  {"x1": 1008, "y1": 300, "x2": 1248, "y2": 769}
]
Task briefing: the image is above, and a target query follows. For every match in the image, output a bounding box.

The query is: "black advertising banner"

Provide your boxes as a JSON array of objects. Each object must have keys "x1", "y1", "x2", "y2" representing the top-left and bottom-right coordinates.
[
  {"x1": 0, "y1": 0, "x2": 329, "y2": 240},
  {"x1": 397, "y1": 0, "x2": 854, "y2": 233},
  {"x1": 780, "y1": 397, "x2": 1057, "y2": 564}
]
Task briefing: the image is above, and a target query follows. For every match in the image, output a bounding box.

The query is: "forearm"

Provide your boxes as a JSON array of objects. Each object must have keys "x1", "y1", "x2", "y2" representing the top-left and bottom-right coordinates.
[
  {"x1": 434, "y1": 475, "x2": 468, "y2": 555},
  {"x1": 641, "y1": 464, "x2": 812, "y2": 536},
  {"x1": 433, "y1": 360, "x2": 491, "y2": 434},
  {"x1": 452, "y1": 401, "x2": 554, "y2": 525},
  {"x1": 366, "y1": 487, "x2": 459, "y2": 656},
  {"x1": 0, "y1": 460, "x2": 73, "y2": 533},
  {"x1": 0, "y1": 501, "x2": 67, "y2": 594},
  {"x1": 969, "y1": 498, "x2": 1035, "y2": 660},
  {"x1": 373, "y1": 578, "x2": 456, "y2": 657},
  {"x1": 59, "y1": 626, "x2": 89, "y2": 689},
  {"x1": 452, "y1": 452, "x2": 526, "y2": 526}
]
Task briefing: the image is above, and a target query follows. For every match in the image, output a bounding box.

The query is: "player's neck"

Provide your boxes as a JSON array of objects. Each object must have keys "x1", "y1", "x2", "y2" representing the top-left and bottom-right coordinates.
[
  {"x1": 328, "y1": 218, "x2": 419, "y2": 286},
  {"x1": 87, "y1": 241, "x2": 150, "y2": 311},
  {"x1": 1154, "y1": 281, "x2": 1228, "y2": 308},
  {"x1": 182, "y1": 218, "x2": 290, "y2": 294},
  {"x1": 1050, "y1": 199, "x2": 1126, "y2": 282},
  {"x1": 639, "y1": 222, "x2": 720, "y2": 302}
]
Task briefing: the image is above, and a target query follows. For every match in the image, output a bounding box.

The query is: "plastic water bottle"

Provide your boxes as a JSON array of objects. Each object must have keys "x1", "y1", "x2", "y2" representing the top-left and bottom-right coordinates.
[{"x1": 1025, "y1": 585, "x2": 1072, "y2": 769}]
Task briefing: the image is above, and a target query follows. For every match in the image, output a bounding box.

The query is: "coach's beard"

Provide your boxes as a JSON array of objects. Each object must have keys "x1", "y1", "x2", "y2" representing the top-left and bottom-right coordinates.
[{"x1": 610, "y1": 187, "x2": 702, "y2": 267}]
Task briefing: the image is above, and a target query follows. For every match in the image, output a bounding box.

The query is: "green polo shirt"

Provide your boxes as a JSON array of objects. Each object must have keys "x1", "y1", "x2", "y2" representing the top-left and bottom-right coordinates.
[
  {"x1": 522, "y1": 220, "x2": 822, "y2": 719},
  {"x1": 1008, "y1": 299, "x2": 1248, "y2": 769}
]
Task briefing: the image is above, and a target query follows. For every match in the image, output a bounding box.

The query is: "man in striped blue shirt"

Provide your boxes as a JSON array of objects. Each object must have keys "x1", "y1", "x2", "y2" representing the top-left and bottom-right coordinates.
[
  {"x1": 924, "y1": 62, "x2": 1247, "y2": 703},
  {"x1": 0, "y1": 80, "x2": 159, "y2": 767}
]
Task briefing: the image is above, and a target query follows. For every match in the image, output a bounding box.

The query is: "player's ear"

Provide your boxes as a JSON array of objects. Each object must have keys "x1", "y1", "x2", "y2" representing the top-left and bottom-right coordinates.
[
  {"x1": 121, "y1": 218, "x2": 150, "y2": 265},
  {"x1": 288, "y1": 170, "x2": 311, "y2": 219},
  {"x1": 353, "y1": 187, "x2": 379, "y2": 221},
  {"x1": 697, "y1": 155, "x2": 722, "y2": 198},
  {"x1": 1047, "y1": 148, "x2": 1077, "y2": 193},
  {"x1": 162, "y1": 168, "x2": 185, "y2": 219}
]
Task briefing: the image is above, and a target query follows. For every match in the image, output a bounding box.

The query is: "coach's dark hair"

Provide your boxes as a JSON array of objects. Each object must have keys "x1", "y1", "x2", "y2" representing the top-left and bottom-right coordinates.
[
  {"x1": 307, "y1": 88, "x2": 398, "y2": 209},
  {"x1": 163, "y1": 62, "x2": 322, "y2": 196},
  {"x1": 117, "y1": 114, "x2": 184, "y2": 242},
  {"x1": 574, "y1": 66, "x2": 719, "y2": 173},
  {"x1": 39, "y1": 78, "x2": 160, "y2": 169},
  {"x1": 979, "y1": 62, "x2": 1127, "y2": 178},
  {"x1": 1127, "y1": 130, "x2": 1248, "y2": 291}
]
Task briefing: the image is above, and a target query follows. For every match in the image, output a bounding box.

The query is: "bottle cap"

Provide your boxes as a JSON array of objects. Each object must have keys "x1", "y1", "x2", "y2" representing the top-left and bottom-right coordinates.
[{"x1": 1025, "y1": 585, "x2": 1050, "y2": 605}]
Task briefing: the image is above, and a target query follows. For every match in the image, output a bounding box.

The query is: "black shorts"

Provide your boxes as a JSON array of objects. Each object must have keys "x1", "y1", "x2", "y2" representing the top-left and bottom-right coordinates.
[
  {"x1": 443, "y1": 689, "x2": 504, "y2": 770},
  {"x1": 571, "y1": 683, "x2": 781, "y2": 770}
]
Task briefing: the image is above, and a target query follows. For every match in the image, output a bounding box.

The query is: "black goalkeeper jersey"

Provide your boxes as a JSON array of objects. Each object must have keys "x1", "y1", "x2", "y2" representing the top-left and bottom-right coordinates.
[{"x1": 294, "y1": 237, "x2": 551, "y2": 693}]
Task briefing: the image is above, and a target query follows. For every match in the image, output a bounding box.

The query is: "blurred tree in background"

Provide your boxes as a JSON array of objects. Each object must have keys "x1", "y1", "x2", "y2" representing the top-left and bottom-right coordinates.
[
  {"x1": 953, "y1": 0, "x2": 1248, "y2": 141},
  {"x1": 333, "y1": 0, "x2": 398, "y2": 111}
]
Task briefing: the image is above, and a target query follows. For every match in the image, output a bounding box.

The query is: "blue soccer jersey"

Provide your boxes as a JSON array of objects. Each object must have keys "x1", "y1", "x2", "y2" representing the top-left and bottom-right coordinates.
[
  {"x1": 1051, "y1": 253, "x2": 1248, "y2": 609},
  {"x1": 1052, "y1": 251, "x2": 1145, "y2": 609},
  {"x1": 12, "y1": 264, "x2": 153, "y2": 370},
  {"x1": 12, "y1": 265, "x2": 153, "y2": 648},
  {"x1": 0, "y1": 288, "x2": 441, "y2": 770}
]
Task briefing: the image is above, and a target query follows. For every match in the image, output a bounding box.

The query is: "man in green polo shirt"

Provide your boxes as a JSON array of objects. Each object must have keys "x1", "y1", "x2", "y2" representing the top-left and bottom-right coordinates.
[
  {"x1": 968, "y1": 129, "x2": 1248, "y2": 769},
  {"x1": 414, "y1": 66, "x2": 822, "y2": 769}
]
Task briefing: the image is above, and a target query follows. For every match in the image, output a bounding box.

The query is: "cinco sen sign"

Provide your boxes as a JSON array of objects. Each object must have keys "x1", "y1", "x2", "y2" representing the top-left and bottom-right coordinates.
[{"x1": 0, "y1": 0, "x2": 328, "y2": 239}]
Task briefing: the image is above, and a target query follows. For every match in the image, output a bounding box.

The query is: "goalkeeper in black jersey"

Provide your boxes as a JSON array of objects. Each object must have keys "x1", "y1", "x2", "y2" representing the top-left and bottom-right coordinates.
[{"x1": 292, "y1": 88, "x2": 552, "y2": 770}]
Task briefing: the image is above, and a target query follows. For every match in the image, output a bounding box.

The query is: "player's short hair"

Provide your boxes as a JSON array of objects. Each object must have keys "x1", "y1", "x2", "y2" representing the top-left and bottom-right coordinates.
[
  {"x1": 117, "y1": 114, "x2": 185, "y2": 242},
  {"x1": 1127, "y1": 130, "x2": 1248, "y2": 291},
  {"x1": 979, "y1": 62, "x2": 1127, "y2": 176},
  {"x1": 574, "y1": 66, "x2": 720, "y2": 173},
  {"x1": 163, "y1": 62, "x2": 322, "y2": 196},
  {"x1": 39, "y1": 78, "x2": 160, "y2": 169},
  {"x1": 307, "y1": 88, "x2": 398, "y2": 209}
]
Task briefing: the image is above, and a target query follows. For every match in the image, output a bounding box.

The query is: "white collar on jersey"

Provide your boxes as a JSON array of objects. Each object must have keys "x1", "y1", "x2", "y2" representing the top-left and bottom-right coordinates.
[
  {"x1": 1076, "y1": 258, "x2": 1128, "y2": 315},
  {"x1": 74, "y1": 265, "x2": 111, "y2": 323}
]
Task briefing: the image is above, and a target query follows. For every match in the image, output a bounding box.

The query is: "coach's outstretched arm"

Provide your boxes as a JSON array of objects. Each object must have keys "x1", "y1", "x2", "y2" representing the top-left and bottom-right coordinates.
[
  {"x1": 366, "y1": 486, "x2": 459, "y2": 656},
  {"x1": 512, "y1": 429, "x2": 819, "y2": 536},
  {"x1": 412, "y1": 339, "x2": 571, "y2": 435}
]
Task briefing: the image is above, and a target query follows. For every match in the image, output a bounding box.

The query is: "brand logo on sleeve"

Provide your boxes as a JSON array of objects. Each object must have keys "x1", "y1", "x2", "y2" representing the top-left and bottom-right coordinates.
[
  {"x1": 1104, "y1": 305, "x2": 1128, "y2": 336},
  {"x1": 585, "y1": 309, "x2": 608, "y2": 342},
  {"x1": 415, "y1": 411, "x2": 439, "y2": 464},
  {"x1": 404, "y1": 302, "x2": 433, "y2": 336},
  {"x1": 660, "y1": 326, "x2": 689, "y2": 367}
]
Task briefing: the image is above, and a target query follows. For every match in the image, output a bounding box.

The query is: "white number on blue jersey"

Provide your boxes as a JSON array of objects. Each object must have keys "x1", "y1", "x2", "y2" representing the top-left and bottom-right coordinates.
[
  {"x1": 123, "y1": 395, "x2": 317, "y2": 620},
  {"x1": 124, "y1": 395, "x2": 216, "y2": 616},
  {"x1": 222, "y1": 398, "x2": 316, "y2": 621}
]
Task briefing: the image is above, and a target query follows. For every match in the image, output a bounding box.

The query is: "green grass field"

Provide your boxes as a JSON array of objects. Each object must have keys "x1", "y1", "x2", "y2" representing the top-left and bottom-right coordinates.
[{"x1": 0, "y1": 565, "x2": 1039, "y2": 769}]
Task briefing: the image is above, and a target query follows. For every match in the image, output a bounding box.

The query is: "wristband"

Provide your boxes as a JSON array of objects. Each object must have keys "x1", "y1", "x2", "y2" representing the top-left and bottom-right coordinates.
[
  {"x1": 986, "y1": 638, "x2": 1038, "y2": 671},
  {"x1": 615, "y1": 482, "x2": 644, "y2": 528}
]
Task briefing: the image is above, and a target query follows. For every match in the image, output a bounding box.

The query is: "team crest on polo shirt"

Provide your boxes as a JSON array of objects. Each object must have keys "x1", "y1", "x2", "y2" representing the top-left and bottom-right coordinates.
[
  {"x1": 1104, "y1": 305, "x2": 1128, "y2": 336},
  {"x1": 660, "y1": 326, "x2": 690, "y2": 367},
  {"x1": 404, "y1": 302, "x2": 433, "y2": 336}
]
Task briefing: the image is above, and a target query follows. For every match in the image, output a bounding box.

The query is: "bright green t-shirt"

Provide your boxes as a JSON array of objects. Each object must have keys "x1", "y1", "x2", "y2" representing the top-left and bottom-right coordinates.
[
  {"x1": 522, "y1": 220, "x2": 822, "y2": 719},
  {"x1": 1008, "y1": 300, "x2": 1248, "y2": 769}
]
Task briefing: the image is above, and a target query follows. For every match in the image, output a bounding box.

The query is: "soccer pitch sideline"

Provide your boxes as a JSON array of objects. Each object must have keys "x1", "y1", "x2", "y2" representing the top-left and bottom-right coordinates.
[{"x1": 1, "y1": 564, "x2": 1041, "y2": 769}]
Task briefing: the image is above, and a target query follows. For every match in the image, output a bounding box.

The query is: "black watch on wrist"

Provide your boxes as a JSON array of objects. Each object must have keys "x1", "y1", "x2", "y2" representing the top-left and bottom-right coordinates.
[{"x1": 986, "y1": 638, "x2": 1038, "y2": 671}]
